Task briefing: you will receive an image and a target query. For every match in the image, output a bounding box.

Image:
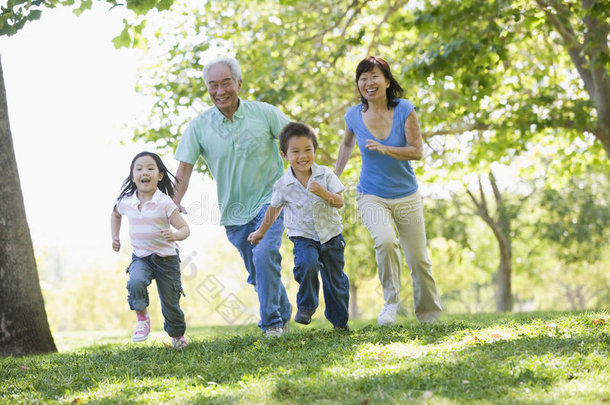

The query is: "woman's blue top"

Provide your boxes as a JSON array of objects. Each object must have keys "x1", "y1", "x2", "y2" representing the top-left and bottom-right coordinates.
[{"x1": 344, "y1": 98, "x2": 419, "y2": 199}]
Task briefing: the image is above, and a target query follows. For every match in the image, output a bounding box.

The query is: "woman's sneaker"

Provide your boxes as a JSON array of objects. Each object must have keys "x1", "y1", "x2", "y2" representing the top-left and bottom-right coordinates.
[
  {"x1": 264, "y1": 326, "x2": 283, "y2": 337},
  {"x1": 132, "y1": 319, "x2": 151, "y2": 342},
  {"x1": 171, "y1": 336, "x2": 188, "y2": 349},
  {"x1": 378, "y1": 303, "x2": 399, "y2": 326}
]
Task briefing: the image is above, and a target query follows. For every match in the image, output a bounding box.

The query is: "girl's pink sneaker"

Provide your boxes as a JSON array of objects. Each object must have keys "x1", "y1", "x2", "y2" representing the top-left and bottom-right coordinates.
[
  {"x1": 171, "y1": 336, "x2": 188, "y2": 349},
  {"x1": 132, "y1": 319, "x2": 150, "y2": 342}
]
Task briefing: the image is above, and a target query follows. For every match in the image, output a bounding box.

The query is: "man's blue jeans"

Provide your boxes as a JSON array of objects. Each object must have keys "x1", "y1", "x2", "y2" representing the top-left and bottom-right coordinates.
[
  {"x1": 225, "y1": 204, "x2": 292, "y2": 331},
  {"x1": 126, "y1": 253, "x2": 186, "y2": 338},
  {"x1": 289, "y1": 234, "x2": 349, "y2": 328}
]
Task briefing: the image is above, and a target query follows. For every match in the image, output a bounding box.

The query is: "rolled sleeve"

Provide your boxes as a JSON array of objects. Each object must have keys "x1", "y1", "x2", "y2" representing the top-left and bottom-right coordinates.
[
  {"x1": 326, "y1": 170, "x2": 345, "y2": 195},
  {"x1": 270, "y1": 180, "x2": 287, "y2": 208}
]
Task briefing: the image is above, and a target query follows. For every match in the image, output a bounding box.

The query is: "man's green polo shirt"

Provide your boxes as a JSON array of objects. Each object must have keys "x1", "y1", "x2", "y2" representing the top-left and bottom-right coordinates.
[{"x1": 175, "y1": 99, "x2": 289, "y2": 226}]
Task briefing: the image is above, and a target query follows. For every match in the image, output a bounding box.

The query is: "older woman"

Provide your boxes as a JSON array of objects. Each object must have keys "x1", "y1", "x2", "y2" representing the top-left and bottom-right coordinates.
[{"x1": 334, "y1": 56, "x2": 442, "y2": 325}]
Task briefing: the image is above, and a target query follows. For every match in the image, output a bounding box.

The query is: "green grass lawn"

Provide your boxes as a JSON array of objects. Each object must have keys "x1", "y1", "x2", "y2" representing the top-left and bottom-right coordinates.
[{"x1": 1, "y1": 311, "x2": 608, "y2": 404}]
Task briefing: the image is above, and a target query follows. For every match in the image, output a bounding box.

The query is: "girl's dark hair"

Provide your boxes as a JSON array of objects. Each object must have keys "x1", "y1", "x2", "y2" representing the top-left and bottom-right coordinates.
[
  {"x1": 279, "y1": 122, "x2": 319, "y2": 155},
  {"x1": 355, "y1": 56, "x2": 404, "y2": 112},
  {"x1": 116, "y1": 151, "x2": 177, "y2": 201}
]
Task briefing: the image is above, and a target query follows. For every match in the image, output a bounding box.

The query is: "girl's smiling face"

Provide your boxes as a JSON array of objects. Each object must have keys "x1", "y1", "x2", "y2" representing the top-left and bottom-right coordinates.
[{"x1": 132, "y1": 155, "x2": 163, "y2": 195}]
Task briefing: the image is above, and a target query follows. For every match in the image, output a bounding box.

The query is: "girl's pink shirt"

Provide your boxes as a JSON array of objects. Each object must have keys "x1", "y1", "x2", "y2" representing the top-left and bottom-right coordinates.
[{"x1": 116, "y1": 189, "x2": 179, "y2": 257}]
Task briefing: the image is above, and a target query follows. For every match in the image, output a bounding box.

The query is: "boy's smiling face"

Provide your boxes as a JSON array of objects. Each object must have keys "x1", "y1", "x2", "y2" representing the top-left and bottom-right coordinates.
[{"x1": 282, "y1": 135, "x2": 316, "y2": 179}]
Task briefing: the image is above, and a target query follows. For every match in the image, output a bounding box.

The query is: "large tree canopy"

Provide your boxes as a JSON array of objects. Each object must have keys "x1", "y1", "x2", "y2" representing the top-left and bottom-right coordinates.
[
  {"x1": 131, "y1": 0, "x2": 608, "y2": 312},
  {"x1": 133, "y1": 0, "x2": 609, "y2": 165}
]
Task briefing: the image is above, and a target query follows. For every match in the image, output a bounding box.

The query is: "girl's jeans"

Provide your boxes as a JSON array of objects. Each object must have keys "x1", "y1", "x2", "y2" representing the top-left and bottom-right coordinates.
[
  {"x1": 126, "y1": 253, "x2": 186, "y2": 337},
  {"x1": 289, "y1": 234, "x2": 350, "y2": 328},
  {"x1": 356, "y1": 191, "x2": 442, "y2": 323},
  {"x1": 225, "y1": 204, "x2": 292, "y2": 332}
]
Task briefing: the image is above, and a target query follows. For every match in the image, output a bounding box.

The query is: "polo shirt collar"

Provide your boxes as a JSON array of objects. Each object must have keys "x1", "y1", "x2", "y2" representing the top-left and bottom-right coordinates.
[
  {"x1": 215, "y1": 98, "x2": 244, "y2": 123},
  {"x1": 124, "y1": 189, "x2": 163, "y2": 207},
  {"x1": 285, "y1": 163, "x2": 324, "y2": 185}
]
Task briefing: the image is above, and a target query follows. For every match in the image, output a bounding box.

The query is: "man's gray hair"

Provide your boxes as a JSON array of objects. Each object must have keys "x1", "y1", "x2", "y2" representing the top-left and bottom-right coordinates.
[{"x1": 203, "y1": 56, "x2": 242, "y2": 84}]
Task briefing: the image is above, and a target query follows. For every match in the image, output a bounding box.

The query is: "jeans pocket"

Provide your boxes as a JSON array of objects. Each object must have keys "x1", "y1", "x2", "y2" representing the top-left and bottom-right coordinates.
[
  {"x1": 174, "y1": 280, "x2": 186, "y2": 298},
  {"x1": 326, "y1": 234, "x2": 345, "y2": 250},
  {"x1": 337, "y1": 234, "x2": 346, "y2": 248},
  {"x1": 225, "y1": 225, "x2": 243, "y2": 248}
]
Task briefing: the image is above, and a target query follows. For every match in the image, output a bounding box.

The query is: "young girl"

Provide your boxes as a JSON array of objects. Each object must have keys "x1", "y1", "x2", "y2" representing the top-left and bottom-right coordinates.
[{"x1": 111, "y1": 151, "x2": 190, "y2": 348}]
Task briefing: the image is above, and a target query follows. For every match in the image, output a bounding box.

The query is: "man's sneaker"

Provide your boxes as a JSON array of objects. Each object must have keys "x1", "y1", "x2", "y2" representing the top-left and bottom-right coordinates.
[
  {"x1": 132, "y1": 319, "x2": 151, "y2": 342},
  {"x1": 171, "y1": 336, "x2": 188, "y2": 349},
  {"x1": 294, "y1": 309, "x2": 315, "y2": 325},
  {"x1": 378, "y1": 303, "x2": 399, "y2": 326},
  {"x1": 265, "y1": 326, "x2": 283, "y2": 337}
]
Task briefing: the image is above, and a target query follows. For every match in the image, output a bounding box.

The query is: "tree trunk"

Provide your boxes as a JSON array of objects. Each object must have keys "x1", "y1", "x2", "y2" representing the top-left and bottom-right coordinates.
[
  {"x1": 349, "y1": 281, "x2": 360, "y2": 319},
  {"x1": 0, "y1": 55, "x2": 57, "y2": 357},
  {"x1": 597, "y1": 125, "x2": 610, "y2": 160},
  {"x1": 496, "y1": 235, "x2": 512, "y2": 311},
  {"x1": 466, "y1": 173, "x2": 514, "y2": 312}
]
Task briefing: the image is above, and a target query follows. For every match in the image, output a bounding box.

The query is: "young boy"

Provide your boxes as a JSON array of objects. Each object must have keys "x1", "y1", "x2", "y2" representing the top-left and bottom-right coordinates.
[{"x1": 248, "y1": 122, "x2": 350, "y2": 330}]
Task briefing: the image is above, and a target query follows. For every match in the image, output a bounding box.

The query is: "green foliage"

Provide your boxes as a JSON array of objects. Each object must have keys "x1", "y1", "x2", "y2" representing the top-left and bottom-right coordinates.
[
  {"x1": 428, "y1": 236, "x2": 498, "y2": 313},
  {"x1": 401, "y1": 0, "x2": 609, "y2": 161},
  {"x1": 9, "y1": 0, "x2": 606, "y2": 321},
  {"x1": 0, "y1": 0, "x2": 47, "y2": 36},
  {"x1": 421, "y1": 160, "x2": 610, "y2": 312},
  {"x1": 1, "y1": 311, "x2": 608, "y2": 403},
  {"x1": 133, "y1": 0, "x2": 411, "y2": 176},
  {"x1": 128, "y1": 2, "x2": 609, "y2": 310},
  {"x1": 0, "y1": 0, "x2": 174, "y2": 37},
  {"x1": 131, "y1": 0, "x2": 397, "y2": 287},
  {"x1": 112, "y1": 17, "x2": 148, "y2": 49},
  {"x1": 537, "y1": 173, "x2": 610, "y2": 264}
]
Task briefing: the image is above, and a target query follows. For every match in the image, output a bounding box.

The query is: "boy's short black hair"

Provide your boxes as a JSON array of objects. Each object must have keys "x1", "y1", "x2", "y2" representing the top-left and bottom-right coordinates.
[{"x1": 279, "y1": 122, "x2": 319, "y2": 155}]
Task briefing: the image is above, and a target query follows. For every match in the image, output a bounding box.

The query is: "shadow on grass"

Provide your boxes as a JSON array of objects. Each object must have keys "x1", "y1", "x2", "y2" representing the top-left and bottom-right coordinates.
[{"x1": 1, "y1": 312, "x2": 607, "y2": 404}]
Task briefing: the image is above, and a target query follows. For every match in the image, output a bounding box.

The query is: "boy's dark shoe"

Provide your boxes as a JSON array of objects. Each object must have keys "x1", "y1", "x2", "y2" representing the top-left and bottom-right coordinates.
[{"x1": 294, "y1": 309, "x2": 315, "y2": 325}]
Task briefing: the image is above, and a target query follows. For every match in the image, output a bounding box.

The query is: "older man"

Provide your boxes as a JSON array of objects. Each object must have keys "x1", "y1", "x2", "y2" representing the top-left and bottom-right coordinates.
[{"x1": 173, "y1": 56, "x2": 291, "y2": 336}]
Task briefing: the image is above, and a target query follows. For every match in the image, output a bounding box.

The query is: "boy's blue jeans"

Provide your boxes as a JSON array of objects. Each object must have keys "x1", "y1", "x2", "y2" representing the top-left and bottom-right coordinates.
[
  {"x1": 126, "y1": 253, "x2": 186, "y2": 337},
  {"x1": 289, "y1": 234, "x2": 350, "y2": 328},
  {"x1": 225, "y1": 204, "x2": 292, "y2": 331}
]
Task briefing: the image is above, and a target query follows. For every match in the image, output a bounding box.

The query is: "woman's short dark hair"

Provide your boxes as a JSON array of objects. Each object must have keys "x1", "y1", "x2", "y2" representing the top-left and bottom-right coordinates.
[
  {"x1": 355, "y1": 56, "x2": 404, "y2": 112},
  {"x1": 279, "y1": 122, "x2": 319, "y2": 155}
]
